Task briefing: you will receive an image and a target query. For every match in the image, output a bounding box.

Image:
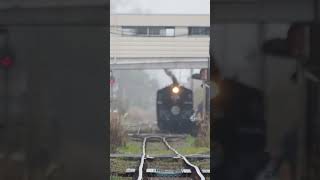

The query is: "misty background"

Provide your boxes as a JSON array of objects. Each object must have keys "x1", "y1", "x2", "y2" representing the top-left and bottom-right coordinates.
[{"x1": 111, "y1": 69, "x2": 205, "y2": 129}]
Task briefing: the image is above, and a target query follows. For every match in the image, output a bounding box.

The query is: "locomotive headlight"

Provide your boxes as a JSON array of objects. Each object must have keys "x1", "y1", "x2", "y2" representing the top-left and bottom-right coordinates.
[{"x1": 172, "y1": 86, "x2": 180, "y2": 94}]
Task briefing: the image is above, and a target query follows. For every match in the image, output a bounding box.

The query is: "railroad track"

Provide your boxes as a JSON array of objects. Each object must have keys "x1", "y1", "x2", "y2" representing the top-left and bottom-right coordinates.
[{"x1": 136, "y1": 135, "x2": 207, "y2": 180}]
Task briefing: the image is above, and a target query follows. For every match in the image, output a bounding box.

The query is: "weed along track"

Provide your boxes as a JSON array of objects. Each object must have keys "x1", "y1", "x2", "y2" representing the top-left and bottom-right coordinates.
[{"x1": 110, "y1": 133, "x2": 210, "y2": 179}]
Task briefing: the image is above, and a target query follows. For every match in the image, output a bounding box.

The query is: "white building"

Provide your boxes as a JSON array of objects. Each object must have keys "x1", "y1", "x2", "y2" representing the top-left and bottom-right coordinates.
[{"x1": 110, "y1": 14, "x2": 210, "y2": 69}]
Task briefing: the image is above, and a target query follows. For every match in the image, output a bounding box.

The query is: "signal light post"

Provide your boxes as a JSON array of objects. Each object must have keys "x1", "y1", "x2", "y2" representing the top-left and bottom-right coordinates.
[
  {"x1": 0, "y1": 55, "x2": 13, "y2": 129},
  {"x1": 0, "y1": 29, "x2": 13, "y2": 159}
]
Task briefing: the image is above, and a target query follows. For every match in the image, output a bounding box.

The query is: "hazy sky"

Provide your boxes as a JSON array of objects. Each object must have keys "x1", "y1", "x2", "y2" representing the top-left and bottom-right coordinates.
[{"x1": 111, "y1": 0, "x2": 210, "y2": 14}]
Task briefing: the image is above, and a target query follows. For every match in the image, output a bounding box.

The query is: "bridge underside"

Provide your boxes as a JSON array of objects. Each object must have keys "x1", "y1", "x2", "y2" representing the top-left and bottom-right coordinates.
[{"x1": 110, "y1": 57, "x2": 209, "y2": 70}]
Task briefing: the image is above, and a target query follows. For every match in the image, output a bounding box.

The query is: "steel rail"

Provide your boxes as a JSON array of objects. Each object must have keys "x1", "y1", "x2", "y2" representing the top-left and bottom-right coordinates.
[
  {"x1": 137, "y1": 135, "x2": 206, "y2": 180},
  {"x1": 136, "y1": 136, "x2": 171, "y2": 180},
  {"x1": 162, "y1": 137, "x2": 206, "y2": 180},
  {"x1": 137, "y1": 137, "x2": 147, "y2": 180}
]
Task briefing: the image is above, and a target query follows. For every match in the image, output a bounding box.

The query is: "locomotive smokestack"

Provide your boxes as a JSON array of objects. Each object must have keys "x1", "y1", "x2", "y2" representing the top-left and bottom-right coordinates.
[{"x1": 164, "y1": 69, "x2": 178, "y2": 85}]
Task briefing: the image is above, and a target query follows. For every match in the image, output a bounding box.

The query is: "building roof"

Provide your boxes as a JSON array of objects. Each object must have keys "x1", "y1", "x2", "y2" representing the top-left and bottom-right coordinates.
[{"x1": 111, "y1": 14, "x2": 210, "y2": 27}]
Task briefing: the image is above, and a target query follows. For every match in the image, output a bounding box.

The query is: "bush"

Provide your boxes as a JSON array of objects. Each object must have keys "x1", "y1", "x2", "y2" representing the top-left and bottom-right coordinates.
[
  {"x1": 195, "y1": 113, "x2": 210, "y2": 147},
  {"x1": 110, "y1": 112, "x2": 127, "y2": 153}
]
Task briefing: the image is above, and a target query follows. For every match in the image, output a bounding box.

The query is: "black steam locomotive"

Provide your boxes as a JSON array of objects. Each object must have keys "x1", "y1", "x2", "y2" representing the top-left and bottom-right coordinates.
[{"x1": 156, "y1": 83, "x2": 195, "y2": 133}]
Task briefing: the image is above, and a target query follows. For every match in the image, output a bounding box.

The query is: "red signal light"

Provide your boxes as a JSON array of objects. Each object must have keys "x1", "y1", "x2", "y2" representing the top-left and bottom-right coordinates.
[
  {"x1": 110, "y1": 79, "x2": 115, "y2": 85},
  {"x1": 0, "y1": 56, "x2": 13, "y2": 69},
  {"x1": 110, "y1": 75, "x2": 116, "y2": 86}
]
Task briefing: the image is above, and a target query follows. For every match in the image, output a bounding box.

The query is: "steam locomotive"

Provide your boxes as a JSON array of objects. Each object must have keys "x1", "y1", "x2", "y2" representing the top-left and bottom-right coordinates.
[{"x1": 156, "y1": 83, "x2": 196, "y2": 133}]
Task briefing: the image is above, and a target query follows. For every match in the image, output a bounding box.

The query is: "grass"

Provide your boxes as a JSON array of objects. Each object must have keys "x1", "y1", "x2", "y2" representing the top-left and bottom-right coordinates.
[
  {"x1": 190, "y1": 159, "x2": 210, "y2": 169},
  {"x1": 116, "y1": 140, "x2": 173, "y2": 155},
  {"x1": 146, "y1": 141, "x2": 173, "y2": 155},
  {"x1": 186, "y1": 135, "x2": 196, "y2": 145},
  {"x1": 110, "y1": 176, "x2": 131, "y2": 180},
  {"x1": 110, "y1": 177, "x2": 121, "y2": 180},
  {"x1": 110, "y1": 159, "x2": 138, "y2": 172},
  {"x1": 114, "y1": 134, "x2": 209, "y2": 156},
  {"x1": 116, "y1": 141, "x2": 141, "y2": 154},
  {"x1": 175, "y1": 135, "x2": 210, "y2": 155},
  {"x1": 115, "y1": 136, "x2": 210, "y2": 155}
]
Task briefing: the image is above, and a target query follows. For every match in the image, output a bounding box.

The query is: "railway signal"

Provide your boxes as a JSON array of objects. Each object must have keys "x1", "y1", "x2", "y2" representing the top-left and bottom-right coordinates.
[
  {"x1": 0, "y1": 29, "x2": 13, "y2": 69},
  {"x1": 200, "y1": 68, "x2": 208, "y2": 81},
  {"x1": 0, "y1": 28, "x2": 12, "y2": 130},
  {"x1": 191, "y1": 68, "x2": 208, "y2": 81},
  {"x1": 110, "y1": 75, "x2": 115, "y2": 86},
  {"x1": 0, "y1": 55, "x2": 13, "y2": 69},
  {"x1": 110, "y1": 70, "x2": 116, "y2": 86}
]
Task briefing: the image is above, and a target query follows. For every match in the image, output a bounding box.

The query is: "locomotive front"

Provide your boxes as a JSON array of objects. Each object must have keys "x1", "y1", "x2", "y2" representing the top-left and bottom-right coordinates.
[{"x1": 156, "y1": 83, "x2": 194, "y2": 133}]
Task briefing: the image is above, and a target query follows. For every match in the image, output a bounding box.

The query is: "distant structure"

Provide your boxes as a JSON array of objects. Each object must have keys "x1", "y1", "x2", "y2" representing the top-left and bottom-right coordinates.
[{"x1": 110, "y1": 14, "x2": 210, "y2": 69}]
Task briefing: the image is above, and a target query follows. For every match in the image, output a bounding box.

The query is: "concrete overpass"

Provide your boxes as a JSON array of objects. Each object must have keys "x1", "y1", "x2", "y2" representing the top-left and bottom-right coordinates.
[{"x1": 110, "y1": 57, "x2": 209, "y2": 70}]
